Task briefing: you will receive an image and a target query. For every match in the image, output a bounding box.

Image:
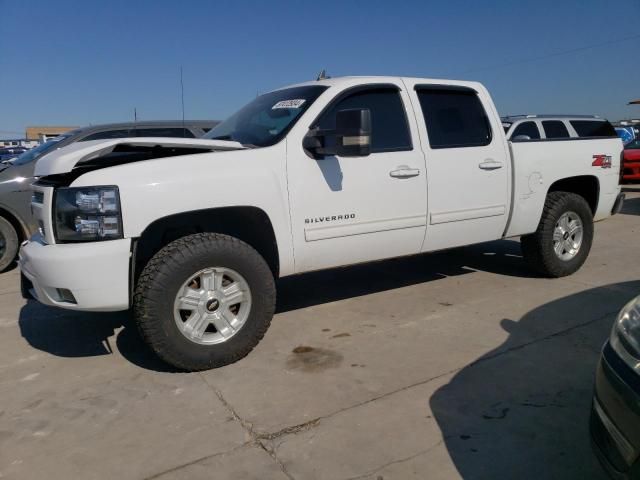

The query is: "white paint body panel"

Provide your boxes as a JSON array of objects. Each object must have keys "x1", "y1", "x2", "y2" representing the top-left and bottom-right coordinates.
[
  {"x1": 20, "y1": 76, "x2": 623, "y2": 312},
  {"x1": 402, "y1": 79, "x2": 512, "y2": 252},
  {"x1": 20, "y1": 234, "x2": 131, "y2": 311},
  {"x1": 285, "y1": 77, "x2": 427, "y2": 272},
  {"x1": 34, "y1": 137, "x2": 245, "y2": 176},
  {"x1": 505, "y1": 137, "x2": 622, "y2": 237}
]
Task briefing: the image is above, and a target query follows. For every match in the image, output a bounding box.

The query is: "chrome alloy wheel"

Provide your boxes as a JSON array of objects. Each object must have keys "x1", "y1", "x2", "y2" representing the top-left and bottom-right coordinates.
[
  {"x1": 553, "y1": 211, "x2": 583, "y2": 261},
  {"x1": 173, "y1": 267, "x2": 252, "y2": 345}
]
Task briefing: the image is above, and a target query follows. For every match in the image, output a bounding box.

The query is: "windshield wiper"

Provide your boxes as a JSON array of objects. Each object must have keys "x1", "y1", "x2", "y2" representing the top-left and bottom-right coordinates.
[{"x1": 209, "y1": 135, "x2": 233, "y2": 141}]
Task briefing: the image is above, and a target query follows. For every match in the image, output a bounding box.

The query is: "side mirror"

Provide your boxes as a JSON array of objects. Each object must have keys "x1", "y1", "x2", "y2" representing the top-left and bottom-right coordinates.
[
  {"x1": 512, "y1": 134, "x2": 531, "y2": 142},
  {"x1": 335, "y1": 108, "x2": 371, "y2": 157},
  {"x1": 303, "y1": 108, "x2": 372, "y2": 158}
]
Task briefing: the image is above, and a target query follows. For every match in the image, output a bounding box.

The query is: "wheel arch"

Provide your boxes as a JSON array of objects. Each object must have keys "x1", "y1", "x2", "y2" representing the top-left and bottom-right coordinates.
[
  {"x1": 133, "y1": 206, "x2": 280, "y2": 283},
  {"x1": 547, "y1": 175, "x2": 600, "y2": 214},
  {"x1": 0, "y1": 205, "x2": 30, "y2": 243}
]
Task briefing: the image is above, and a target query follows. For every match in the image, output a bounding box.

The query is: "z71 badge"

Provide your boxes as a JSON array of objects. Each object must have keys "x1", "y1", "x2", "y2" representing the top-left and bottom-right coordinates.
[{"x1": 592, "y1": 154, "x2": 612, "y2": 168}]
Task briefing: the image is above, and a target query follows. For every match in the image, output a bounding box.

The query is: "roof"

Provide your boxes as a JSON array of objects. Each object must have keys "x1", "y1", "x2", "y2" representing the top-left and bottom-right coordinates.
[{"x1": 279, "y1": 75, "x2": 484, "y2": 91}]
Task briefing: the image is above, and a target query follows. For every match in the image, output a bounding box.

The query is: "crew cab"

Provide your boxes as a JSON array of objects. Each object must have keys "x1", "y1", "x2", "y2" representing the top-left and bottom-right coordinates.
[{"x1": 19, "y1": 76, "x2": 625, "y2": 371}]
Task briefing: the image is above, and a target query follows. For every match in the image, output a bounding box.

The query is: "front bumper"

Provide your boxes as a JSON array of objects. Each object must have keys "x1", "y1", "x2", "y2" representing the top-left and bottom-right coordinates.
[
  {"x1": 19, "y1": 234, "x2": 131, "y2": 312},
  {"x1": 591, "y1": 342, "x2": 640, "y2": 479}
]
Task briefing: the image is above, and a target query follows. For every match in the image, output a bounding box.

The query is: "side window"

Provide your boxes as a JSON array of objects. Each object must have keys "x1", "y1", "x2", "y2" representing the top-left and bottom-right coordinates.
[
  {"x1": 542, "y1": 121, "x2": 570, "y2": 139},
  {"x1": 570, "y1": 120, "x2": 617, "y2": 138},
  {"x1": 135, "y1": 128, "x2": 195, "y2": 138},
  {"x1": 511, "y1": 121, "x2": 540, "y2": 140},
  {"x1": 416, "y1": 88, "x2": 492, "y2": 148},
  {"x1": 315, "y1": 88, "x2": 412, "y2": 153},
  {"x1": 80, "y1": 129, "x2": 132, "y2": 141}
]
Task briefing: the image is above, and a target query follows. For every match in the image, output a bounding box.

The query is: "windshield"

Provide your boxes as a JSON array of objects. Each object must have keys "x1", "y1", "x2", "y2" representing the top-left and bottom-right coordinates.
[
  {"x1": 203, "y1": 85, "x2": 328, "y2": 147},
  {"x1": 625, "y1": 139, "x2": 640, "y2": 150},
  {"x1": 11, "y1": 136, "x2": 69, "y2": 166}
]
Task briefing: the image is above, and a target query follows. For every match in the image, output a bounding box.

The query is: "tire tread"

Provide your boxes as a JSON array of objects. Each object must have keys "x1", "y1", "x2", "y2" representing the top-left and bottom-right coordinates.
[{"x1": 133, "y1": 233, "x2": 275, "y2": 371}]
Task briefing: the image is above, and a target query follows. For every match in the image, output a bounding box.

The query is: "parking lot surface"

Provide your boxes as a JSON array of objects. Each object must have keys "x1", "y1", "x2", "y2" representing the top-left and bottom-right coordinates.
[{"x1": 1, "y1": 187, "x2": 639, "y2": 480}]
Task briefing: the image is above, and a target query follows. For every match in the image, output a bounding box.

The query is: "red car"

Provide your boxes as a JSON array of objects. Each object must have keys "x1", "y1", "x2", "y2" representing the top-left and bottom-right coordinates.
[{"x1": 623, "y1": 140, "x2": 640, "y2": 183}]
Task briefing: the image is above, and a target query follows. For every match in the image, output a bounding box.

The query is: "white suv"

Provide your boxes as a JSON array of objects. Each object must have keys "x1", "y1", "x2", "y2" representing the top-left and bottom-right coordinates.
[{"x1": 502, "y1": 115, "x2": 618, "y2": 142}]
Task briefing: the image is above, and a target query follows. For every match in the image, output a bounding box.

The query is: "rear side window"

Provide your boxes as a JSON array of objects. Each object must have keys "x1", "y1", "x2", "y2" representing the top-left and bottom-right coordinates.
[
  {"x1": 80, "y1": 129, "x2": 132, "y2": 141},
  {"x1": 135, "y1": 127, "x2": 195, "y2": 138},
  {"x1": 570, "y1": 120, "x2": 617, "y2": 138},
  {"x1": 542, "y1": 120, "x2": 570, "y2": 139},
  {"x1": 315, "y1": 88, "x2": 412, "y2": 153},
  {"x1": 416, "y1": 88, "x2": 492, "y2": 148},
  {"x1": 511, "y1": 121, "x2": 540, "y2": 140}
]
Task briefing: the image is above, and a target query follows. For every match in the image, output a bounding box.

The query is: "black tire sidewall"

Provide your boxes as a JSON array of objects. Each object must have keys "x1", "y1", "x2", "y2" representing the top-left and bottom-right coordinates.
[
  {"x1": 0, "y1": 217, "x2": 19, "y2": 272},
  {"x1": 135, "y1": 234, "x2": 275, "y2": 370}
]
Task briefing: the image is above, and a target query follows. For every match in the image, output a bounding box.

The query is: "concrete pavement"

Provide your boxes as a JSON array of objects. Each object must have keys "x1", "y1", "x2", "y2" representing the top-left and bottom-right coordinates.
[{"x1": 0, "y1": 186, "x2": 638, "y2": 479}]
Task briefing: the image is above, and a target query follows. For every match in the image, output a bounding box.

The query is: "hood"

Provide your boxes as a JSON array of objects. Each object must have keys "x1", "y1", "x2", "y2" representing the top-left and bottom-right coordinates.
[{"x1": 34, "y1": 137, "x2": 246, "y2": 176}]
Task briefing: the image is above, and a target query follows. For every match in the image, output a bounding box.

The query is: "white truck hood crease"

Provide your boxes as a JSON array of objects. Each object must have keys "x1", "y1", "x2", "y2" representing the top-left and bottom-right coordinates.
[{"x1": 34, "y1": 137, "x2": 246, "y2": 176}]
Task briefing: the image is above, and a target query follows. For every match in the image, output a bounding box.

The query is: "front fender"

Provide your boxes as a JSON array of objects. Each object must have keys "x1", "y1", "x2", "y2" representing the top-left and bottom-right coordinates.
[{"x1": 69, "y1": 144, "x2": 295, "y2": 275}]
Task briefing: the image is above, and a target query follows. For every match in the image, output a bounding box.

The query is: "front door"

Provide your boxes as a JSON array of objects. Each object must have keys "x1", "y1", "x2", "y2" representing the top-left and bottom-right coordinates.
[{"x1": 286, "y1": 82, "x2": 428, "y2": 273}]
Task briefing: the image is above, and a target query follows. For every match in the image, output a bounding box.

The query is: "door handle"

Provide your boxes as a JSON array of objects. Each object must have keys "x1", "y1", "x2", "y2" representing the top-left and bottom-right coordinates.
[
  {"x1": 478, "y1": 159, "x2": 503, "y2": 170},
  {"x1": 389, "y1": 166, "x2": 420, "y2": 178}
]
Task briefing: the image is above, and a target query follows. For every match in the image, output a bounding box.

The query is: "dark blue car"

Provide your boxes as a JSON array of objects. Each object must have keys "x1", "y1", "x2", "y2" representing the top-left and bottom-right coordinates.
[{"x1": 591, "y1": 295, "x2": 640, "y2": 479}]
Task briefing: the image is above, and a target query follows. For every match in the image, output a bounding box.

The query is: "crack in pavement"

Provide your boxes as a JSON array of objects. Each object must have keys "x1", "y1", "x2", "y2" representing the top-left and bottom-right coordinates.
[
  {"x1": 197, "y1": 373, "x2": 297, "y2": 480},
  {"x1": 143, "y1": 443, "x2": 249, "y2": 480},
  {"x1": 343, "y1": 440, "x2": 444, "y2": 480},
  {"x1": 256, "y1": 418, "x2": 321, "y2": 441}
]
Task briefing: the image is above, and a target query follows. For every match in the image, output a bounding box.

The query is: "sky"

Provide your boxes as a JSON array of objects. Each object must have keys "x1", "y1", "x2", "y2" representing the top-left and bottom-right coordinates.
[{"x1": 1, "y1": 0, "x2": 639, "y2": 138}]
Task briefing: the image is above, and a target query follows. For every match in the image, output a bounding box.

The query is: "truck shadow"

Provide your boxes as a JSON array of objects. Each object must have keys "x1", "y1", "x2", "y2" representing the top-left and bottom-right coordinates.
[
  {"x1": 429, "y1": 280, "x2": 640, "y2": 479},
  {"x1": 276, "y1": 239, "x2": 537, "y2": 312},
  {"x1": 17, "y1": 303, "x2": 177, "y2": 372},
  {"x1": 18, "y1": 239, "x2": 538, "y2": 371}
]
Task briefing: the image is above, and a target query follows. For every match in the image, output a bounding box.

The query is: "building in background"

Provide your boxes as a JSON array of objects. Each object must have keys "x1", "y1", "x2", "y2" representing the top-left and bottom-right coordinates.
[{"x1": 25, "y1": 126, "x2": 77, "y2": 142}]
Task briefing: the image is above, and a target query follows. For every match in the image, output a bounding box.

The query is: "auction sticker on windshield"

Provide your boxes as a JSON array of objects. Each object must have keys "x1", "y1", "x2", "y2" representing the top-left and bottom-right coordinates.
[{"x1": 272, "y1": 99, "x2": 306, "y2": 109}]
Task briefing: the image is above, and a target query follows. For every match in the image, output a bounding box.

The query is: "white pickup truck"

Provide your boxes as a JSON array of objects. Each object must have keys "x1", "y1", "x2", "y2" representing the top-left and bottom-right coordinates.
[{"x1": 20, "y1": 76, "x2": 625, "y2": 371}]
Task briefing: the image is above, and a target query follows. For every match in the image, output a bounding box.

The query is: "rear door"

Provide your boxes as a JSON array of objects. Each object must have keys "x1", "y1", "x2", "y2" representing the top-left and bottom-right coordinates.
[{"x1": 405, "y1": 82, "x2": 511, "y2": 251}]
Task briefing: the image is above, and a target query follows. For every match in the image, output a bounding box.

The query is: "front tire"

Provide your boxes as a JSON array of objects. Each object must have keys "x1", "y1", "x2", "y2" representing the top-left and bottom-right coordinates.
[
  {"x1": 521, "y1": 191, "x2": 594, "y2": 278},
  {"x1": 133, "y1": 233, "x2": 276, "y2": 371},
  {"x1": 0, "y1": 216, "x2": 19, "y2": 272}
]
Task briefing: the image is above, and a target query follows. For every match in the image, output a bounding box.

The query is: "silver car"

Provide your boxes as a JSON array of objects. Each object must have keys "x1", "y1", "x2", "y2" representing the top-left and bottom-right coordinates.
[{"x1": 0, "y1": 120, "x2": 218, "y2": 271}]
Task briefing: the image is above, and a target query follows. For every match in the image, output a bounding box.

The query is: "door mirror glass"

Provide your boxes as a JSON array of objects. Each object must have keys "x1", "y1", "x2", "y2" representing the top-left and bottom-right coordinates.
[
  {"x1": 334, "y1": 108, "x2": 371, "y2": 157},
  {"x1": 303, "y1": 108, "x2": 372, "y2": 158}
]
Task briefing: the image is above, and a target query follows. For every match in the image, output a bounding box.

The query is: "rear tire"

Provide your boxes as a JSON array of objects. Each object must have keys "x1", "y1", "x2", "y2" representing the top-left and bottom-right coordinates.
[
  {"x1": 0, "y1": 217, "x2": 19, "y2": 272},
  {"x1": 133, "y1": 233, "x2": 276, "y2": 371},
  {"x1": 521, "y1": 191, "x2": 594, "y2": 278}
]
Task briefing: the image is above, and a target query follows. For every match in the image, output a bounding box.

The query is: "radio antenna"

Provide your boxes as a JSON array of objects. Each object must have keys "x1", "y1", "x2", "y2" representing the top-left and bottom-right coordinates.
[
  {"x1": 316, "y1": 69, "x2": 329, "y2": 81},
  {"x1": 180, "y1": 66, "x2": 186, "y2": 137}
]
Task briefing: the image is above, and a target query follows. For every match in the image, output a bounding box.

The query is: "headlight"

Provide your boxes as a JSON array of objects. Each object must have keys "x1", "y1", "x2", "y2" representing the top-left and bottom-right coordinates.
[
  {"x1": 610, "y1": 295, "x2": 640, "y2": 371},
  {"x1": 53, "y1": 186, "x2": 123, "y2": 242}
]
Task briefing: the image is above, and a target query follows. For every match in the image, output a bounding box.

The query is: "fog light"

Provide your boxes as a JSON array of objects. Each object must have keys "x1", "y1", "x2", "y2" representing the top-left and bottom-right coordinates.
[{"x1": 55, "y1": 288, "x2": 77, "y2": 304}]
